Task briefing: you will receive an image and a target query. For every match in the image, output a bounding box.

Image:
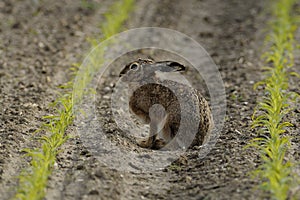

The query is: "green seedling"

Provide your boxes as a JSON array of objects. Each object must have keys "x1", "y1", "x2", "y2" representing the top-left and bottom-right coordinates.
[
  {"x1": 13, "y1": 0, "x2": 135, "y2": 199},
  {"x1": 249, "y1": 0, "x2": 299, "y2": 199},
  {"x1": 81, "y1": 0, "x2": 97, "y2": 10}
]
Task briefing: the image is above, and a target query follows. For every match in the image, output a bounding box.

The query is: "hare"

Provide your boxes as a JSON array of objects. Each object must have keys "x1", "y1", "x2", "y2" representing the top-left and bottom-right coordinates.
[{"x1": 119, "y1": 58, "x2": 213, "y2": 150}]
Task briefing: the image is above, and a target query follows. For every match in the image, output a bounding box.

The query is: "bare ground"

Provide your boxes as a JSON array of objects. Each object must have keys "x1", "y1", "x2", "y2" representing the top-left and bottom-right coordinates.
[{"x1": 0, "y1": 0, "x2": 299, "y2": 200}]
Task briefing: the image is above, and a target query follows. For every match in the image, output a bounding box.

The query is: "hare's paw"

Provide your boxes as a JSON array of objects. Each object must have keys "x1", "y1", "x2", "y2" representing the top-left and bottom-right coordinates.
[
  {"x1": 137, "y1": 138, "x2": 152, "y2": 148},
  {"x1": 152, "y1": 138, "x2": 166, "y2": 150}
]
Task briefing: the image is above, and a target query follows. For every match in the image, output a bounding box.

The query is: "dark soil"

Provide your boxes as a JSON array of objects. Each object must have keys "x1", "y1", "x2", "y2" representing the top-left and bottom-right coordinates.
[{"x1": 0, "y1": 0, "x2": 299, "y2": 200}]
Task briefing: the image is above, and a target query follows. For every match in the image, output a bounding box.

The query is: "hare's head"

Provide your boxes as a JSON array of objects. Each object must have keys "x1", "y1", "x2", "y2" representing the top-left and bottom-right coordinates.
[{"x1": 119, "y1": 58, "x2": 186, "y2": 83}]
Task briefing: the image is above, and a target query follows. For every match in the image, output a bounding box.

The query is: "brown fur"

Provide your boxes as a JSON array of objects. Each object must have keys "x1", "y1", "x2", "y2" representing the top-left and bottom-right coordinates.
[{"x1": 119, "y1": 59, "x2": 213, "y2": 150}]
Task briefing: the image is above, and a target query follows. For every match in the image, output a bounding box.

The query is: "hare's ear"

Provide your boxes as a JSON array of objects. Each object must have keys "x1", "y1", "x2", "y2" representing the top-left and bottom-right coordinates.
[{"x1": 161, "y1": 61, "x2": 186, "y2": 72}]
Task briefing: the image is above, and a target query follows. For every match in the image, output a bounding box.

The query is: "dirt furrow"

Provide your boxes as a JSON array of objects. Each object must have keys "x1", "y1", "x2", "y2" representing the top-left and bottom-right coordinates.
[
  {"x1": 122, "y1": 0, "x2": 265, "y2": 199},
  {"x1": 0, "y1": 0, "x2": 110, "y2": 199},
  {"x1": 1, "y1": 0, "x2": 299, "y2": 200},
  {"x1": 51, "y1": 0, "x2": 269, "y2": 200}
]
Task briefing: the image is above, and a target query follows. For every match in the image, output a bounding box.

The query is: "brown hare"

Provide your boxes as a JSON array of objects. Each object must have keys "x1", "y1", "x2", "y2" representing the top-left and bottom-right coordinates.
[{"x1": 119, "y1": 58, "x2": 213, "y2": 150}]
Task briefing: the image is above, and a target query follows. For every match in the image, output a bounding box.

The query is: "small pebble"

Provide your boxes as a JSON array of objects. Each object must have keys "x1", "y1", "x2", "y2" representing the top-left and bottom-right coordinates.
[
  {"x1": 103, "y1": 95, "x2": 110, "y2": 100},
  {"x1": 186, "y1": 176, "x2": 192, "y2": 183},
  {"x1": 103, "y1": 87, "x2": 111, "y2": 92},
  {"x1": 38, "y1": 42, "x2": 45, "y2": 48}
]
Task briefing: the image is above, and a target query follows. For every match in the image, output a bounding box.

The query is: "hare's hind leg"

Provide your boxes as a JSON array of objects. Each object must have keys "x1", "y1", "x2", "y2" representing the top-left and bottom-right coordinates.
[
  {"x1": 152, "y1": 138, "x2": 166, "y2": 150},
  {"x1": 137, "y1": 127, "x2": 166, "y2": 149},
  {"x1": 137, "y1": 134, "x2": 156, "y2": 148}
]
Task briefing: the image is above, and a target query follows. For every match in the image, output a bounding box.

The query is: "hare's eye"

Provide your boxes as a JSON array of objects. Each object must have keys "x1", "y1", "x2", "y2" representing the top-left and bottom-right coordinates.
[{"x1": 129, "y1": 62, "x2": 139, "y2": 70}]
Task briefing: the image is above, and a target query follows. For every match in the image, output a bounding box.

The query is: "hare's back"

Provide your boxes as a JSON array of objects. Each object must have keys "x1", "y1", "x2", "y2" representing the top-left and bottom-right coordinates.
[{"x1": 129, "y1": 83, "x2": 180, "y2": 115}]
